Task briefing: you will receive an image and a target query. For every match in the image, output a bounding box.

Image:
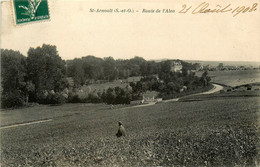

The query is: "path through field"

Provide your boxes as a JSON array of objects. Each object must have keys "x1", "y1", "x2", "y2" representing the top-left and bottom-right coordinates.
[
  {"x1": 163, "y1": 83, "x2": 223, "y2": 103},
  {"x1": 200, "y1": 83, "x2": 224, "y2": 95}
]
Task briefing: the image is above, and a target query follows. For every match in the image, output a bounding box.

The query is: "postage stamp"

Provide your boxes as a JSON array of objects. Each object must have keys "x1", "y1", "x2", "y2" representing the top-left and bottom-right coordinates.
[{"x1": 12, "y1": 0, "x2": 50, "y2": 25}]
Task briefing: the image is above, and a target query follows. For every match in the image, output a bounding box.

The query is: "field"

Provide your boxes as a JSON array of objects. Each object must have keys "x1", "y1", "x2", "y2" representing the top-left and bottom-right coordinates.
[
  {"x1": 81, "y1": 80, "x2": 129, "y2": 92},
  {"x1": 196, "y1": 70, "x2": 260, "y2": 87},
  {"x1": 186, "y1": 60, "x2": 260, "y2": 68},
  {"x1": 81, "y1": 76, "x2": 142, "y2": 93},
  {"x1": 1, "y1": 91, "x2": 259, "y2": 166}
]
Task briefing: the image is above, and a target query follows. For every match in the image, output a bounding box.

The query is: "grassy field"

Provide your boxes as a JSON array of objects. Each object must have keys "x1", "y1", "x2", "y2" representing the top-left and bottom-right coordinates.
[
  {"x1": 81, "y1": 76, "x2": 142, "y2": 93},
  {"x1": 82, "y1": 80, "x2": 129, "y2": 92},
  {"x1": 196, "y1": 70, "x2": 260, "y2": 87},
  {"x1": 1, "y1": 91, "x2": 259, "y2": 166}
]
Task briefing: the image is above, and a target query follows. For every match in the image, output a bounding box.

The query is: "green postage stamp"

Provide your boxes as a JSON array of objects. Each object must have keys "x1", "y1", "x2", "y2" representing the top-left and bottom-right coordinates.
[{"x1": 13, "y1": 0, "x2": 50, "y2": 25}]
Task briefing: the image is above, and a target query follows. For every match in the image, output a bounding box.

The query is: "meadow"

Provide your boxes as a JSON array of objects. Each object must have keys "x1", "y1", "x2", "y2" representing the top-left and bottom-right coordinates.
[
  {"x1": 1, "y1": 91, "x2": 259, "y2": 166},
  {"x1": 81, "y1": 80, "x2": 129, "y2": 93}
]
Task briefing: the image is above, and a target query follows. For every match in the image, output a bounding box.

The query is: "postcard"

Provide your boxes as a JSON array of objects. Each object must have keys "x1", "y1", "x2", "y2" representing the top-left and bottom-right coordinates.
[{"x1": 1, "y1": 0, "x2": 260, "y2": 166}]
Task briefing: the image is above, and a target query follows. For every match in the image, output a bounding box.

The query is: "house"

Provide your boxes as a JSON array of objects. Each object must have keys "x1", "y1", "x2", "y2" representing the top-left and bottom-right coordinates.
[
  {"x1": 143, "y1": 95, "x2": 155, "y2": 103},
  {"x1": 180, "y1": 86, "x2": 187, "y2": 92},
  {"x1": 170, "y1": 61, "x2": 182, "y2": 72},
  {"x1": 194, "y1": 64, "x2": 204, "y2": 71},
  {"x1": 126, "y1": 76, "x2": 142, "y2": 83},
  {"x1": 130, "y1": 95, "x2": 162, "y2": 105},
  {"x1": 223, "y1": 66, "x2": 237, "y2": 70},
  {"x1": 130, "y1": 99, "x2": 144, "y2": 105}
]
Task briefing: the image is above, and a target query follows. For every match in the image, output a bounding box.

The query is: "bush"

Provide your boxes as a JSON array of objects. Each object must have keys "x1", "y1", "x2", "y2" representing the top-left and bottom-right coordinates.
[
  {"x1": 87, "y1": 93, "x2": 102, "y2": 103},
  {"x1": 68, "y1": 92, "x2": 82, "y2": 103},
  {"x1": 1, "y1": 90, "x2": 24, "y2": 108},
  {"x1": 46, "y1": 93, "x2": 66, "y2": 105}
]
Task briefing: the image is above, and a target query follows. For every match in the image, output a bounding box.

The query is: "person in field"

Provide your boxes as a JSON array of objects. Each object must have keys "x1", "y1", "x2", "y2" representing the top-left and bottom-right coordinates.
[{"x1": 116, "y1": 121, "x2": 126, "y2": 137}]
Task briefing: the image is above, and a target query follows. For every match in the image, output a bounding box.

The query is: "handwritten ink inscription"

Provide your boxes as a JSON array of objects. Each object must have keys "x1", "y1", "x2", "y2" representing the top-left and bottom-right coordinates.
[
  {"x1": 89, "y1": 2, "x2": 258, "y2": 17},
  {"x1": 179, "y1": 2, "x2": 258, "y2": 17}
]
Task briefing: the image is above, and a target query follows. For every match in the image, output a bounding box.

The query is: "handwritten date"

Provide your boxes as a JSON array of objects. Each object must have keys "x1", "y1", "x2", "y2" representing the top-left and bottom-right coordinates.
[{"x1": 179, "y1": 2, "x2": 258, "y2": 17}]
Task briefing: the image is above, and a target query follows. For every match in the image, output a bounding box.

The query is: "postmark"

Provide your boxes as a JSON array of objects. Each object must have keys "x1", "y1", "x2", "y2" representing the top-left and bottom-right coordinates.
[{"x1": 12, "y1": 0, "x2": 50, "y2": 25}]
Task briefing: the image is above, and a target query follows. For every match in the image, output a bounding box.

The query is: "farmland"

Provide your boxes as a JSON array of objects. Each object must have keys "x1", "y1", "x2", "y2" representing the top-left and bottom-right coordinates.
[
  {"x1": 1, "y1": 90, "x2": 259, "y2": 166},
  {"x1": 81, "y1": 79, "x2": 130, "y2": 93},
  {"x1": 196, "y1": 70, "x2": 260, "y2": 87}
]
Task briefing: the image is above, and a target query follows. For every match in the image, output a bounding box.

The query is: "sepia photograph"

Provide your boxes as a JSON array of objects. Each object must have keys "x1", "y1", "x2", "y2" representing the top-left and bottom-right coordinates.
[{"x1": 1, "y1": 0, "x2": 260, "y2": 166}]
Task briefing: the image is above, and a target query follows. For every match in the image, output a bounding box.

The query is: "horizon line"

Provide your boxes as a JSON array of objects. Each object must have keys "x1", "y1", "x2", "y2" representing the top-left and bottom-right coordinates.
[{"x1": 1, "y1": 47, "x2": 260, "y2": 63}]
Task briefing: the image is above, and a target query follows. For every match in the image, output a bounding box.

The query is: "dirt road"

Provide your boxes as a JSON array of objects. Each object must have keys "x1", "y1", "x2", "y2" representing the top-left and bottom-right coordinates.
[
  {"x1": 200, "y1": 84, "x2": 224, "y2": 95},
  {"x1": 163, "y1": 83, "x2": 224, "y2": 103},
  {"x1": 125, "y1": 83, "x2": 224, "y2": 107}
]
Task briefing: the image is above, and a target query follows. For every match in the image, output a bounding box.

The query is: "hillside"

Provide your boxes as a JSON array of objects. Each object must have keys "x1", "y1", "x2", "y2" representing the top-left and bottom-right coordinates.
[{"x1": 1, "y1": 92, "x2": 259, "y2": 166}]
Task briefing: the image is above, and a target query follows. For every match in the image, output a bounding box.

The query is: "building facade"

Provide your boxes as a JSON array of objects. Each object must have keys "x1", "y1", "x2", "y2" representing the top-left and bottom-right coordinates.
[{"x1": 170, "y1": 61, "x2": 183, "y2": 72}]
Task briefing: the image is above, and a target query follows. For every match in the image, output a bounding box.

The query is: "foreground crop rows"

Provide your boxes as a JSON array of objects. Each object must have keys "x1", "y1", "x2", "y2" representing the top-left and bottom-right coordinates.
[{"x1": 1, "y1": 95, "x2": 259, "y2": 166}]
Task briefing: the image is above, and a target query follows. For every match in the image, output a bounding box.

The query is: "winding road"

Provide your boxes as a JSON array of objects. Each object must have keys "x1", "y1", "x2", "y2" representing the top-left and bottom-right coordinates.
[
  {"x1": 200, "y1": 83, "x2": 224, "y2": 95},
  {"x1": 163, "y1": 83, "x2": 223, "y2": 103},
  {"x1": 127, "y1": 83, "x2": 224, "y2": 106}
]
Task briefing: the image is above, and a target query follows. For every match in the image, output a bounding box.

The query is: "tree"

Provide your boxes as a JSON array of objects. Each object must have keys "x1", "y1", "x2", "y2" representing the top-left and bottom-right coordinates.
[
  {"x1": 159, "y1": 60, "x2": 172, "y2": 74},
  {"x1": 218, "y1": 63, "x2": 224, "y2": 70},
  {"x1": 82, "y1": 56, "x2": 104, "y2": 80},
  {"x1": 26, "y1": 44, "x2": 66, "y2": 102},
  {"x1": 182, "y1": 68, "x2": 188, "y2": 76},
  {"x1": 193, "y1": 63, "x2": 202, "y2": 71},
  {"x1": 201, "y1": 70, "x2": 211, "y2": 87},
  {"x1": 140, "y1": 62, "x2": 148, "y2": 76},
  {"x1": 147, "y1": 61, "x2": 158, "y2": 75},
  {"x1": 1, "y1": 49, "x2": 27, "y2": 108},
  {"x1": 103, "y1": 57, "x2": 117, "y2": 81},
  {"x1": 127, "y1": 57, "x2": 145, "y2": 76},
  {"x1": 21, "y1": 81, "x2": 35, "y2": 105},
  {"x1": 105, "y1": 88, "x2": 116, "y2": 104},
  {"x1": 116, "y1": 59, "x2": 129, "y2": 79},
  {"x1": 67, "y1": 58, "x2": 85, "y2": 86}
]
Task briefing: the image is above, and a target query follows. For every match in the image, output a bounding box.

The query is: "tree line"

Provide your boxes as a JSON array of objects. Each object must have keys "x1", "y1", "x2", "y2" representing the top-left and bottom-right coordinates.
[
  {"x1": 1, "y1": 44, "x2": 209, "y2": 108},
  {"x1": 66, "y1": 56, "x2": 159, "y2": 86},
  {"x1": 1, "y1": 45, "x2": 67, "y2": 108}
]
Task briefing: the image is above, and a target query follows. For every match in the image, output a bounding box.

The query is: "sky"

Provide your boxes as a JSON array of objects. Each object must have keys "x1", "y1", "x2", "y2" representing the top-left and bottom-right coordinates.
[{"x1": 1, "y1": 0, "x2": 260, "y2": 62}]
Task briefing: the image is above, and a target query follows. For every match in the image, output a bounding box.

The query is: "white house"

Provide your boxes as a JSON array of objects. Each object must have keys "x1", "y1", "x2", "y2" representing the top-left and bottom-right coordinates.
[{"x1": 170, "y1": 61, "x2": 182, "y2": 72}]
